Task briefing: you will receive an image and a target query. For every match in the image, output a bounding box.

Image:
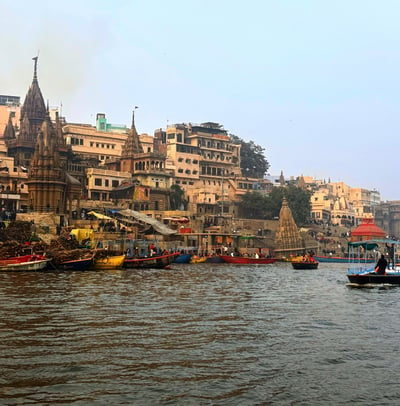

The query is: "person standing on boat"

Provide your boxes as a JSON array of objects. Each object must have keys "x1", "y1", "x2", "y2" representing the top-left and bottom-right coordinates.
[
  {"x1": 386, "y1": 243, "x2": 395, "y2": 269},
  {"x1": 374, "y1": 254, "x2": 388, "y2": 275}
]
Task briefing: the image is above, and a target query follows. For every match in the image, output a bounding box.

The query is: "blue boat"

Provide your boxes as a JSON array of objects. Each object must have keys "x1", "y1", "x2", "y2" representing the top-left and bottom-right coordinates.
[
  {"x1": 173, "y1": 253, "x2": 192, "y2": 263},
  {"x1": 314, "y1": 255, "x2": 375, "y2": 263},
  {"x1": 57, "y1": 256, "x2": 94, "y2": 271}
]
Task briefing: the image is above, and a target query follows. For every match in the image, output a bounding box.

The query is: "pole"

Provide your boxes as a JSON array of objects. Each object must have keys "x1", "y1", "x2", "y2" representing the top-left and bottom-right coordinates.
[{"x1": 221, "y1": 172, "x2": 223, "y2": 215}]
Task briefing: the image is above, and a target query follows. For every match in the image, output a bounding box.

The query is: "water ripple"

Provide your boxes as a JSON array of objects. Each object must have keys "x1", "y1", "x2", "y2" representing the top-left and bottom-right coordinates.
[{"x1": 1, "y1": 263, "x2": 400, "y2": 404}]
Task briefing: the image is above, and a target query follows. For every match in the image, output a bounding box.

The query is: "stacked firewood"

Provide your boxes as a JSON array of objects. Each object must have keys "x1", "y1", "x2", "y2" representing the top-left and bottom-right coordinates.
[
  {"x1": 0, "y1": 223, "x2": 97, "y2": 264},
  {"x1": 46, "y1": 228, "x2": 93, "y2": 264},
  {"x1": 47, "y1": 248, "x2": 94, "y2": 265},
  {"x1": 0, "y1": 220, "x2": 33, "y2": 244}
]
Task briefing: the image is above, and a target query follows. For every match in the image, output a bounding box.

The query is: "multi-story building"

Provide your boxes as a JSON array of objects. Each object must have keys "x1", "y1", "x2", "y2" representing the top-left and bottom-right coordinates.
[
  {"x1": 156, "y1": 122, "x2": 246, "y2": 217},
  {"x1": 86, "y1": 168, "x2": 132, "y2": 201},
  {"x1": 0, "y1": 95, "x2": 20, "y2": 136}
]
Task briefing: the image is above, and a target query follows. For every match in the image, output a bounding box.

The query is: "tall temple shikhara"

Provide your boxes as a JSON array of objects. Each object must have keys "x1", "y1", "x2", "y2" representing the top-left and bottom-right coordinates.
[
  {"x1": 6, "y1": 57, "x2": 46, "y2": 167},
  {"x1": 6, "y1": 57, "x2": 81, "y2": 215},
  {"x1": 274, "y1": 197, "x2": 304, "y2": 257}
]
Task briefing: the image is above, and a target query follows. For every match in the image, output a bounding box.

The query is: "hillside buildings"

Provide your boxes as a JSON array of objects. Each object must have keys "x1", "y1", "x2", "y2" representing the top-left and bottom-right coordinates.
[{"x1": 0, "y1": 58, "x2": 398, "y2": 237}]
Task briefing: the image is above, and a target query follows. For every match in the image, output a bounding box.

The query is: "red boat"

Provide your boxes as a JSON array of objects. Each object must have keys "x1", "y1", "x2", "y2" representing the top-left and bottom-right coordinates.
[
  {"x1": 0, "y1": 254, "x2": 51, "y2": 272},
  {"x1": 219, "y1": 255, "x2": 278, "y2": 264}
]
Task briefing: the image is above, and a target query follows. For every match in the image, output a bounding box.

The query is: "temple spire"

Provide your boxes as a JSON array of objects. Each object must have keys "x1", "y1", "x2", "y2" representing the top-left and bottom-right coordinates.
[{"x1": 32, "y1": 56, "x2": 38, "y2": 82}]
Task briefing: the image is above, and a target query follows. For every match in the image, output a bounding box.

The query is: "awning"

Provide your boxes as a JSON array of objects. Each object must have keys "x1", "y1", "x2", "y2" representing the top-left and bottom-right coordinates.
[
  {"x1": 163, "y1": 217, "x2": 189, "y2": 223},
  {"x1": 117, "y1": 209, "x2": 176, "y2": 235},
  {"x1": 87, "y1": 211, "x2": 113, "y2": 220},
  {"x1": 348, "y1": 238, "x2": 400, "y2": 250}
]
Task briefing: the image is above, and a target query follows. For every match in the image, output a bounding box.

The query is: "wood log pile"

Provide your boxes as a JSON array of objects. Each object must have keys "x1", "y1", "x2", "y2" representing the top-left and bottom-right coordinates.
[
  {"x1": 0, "y1": 222, "x2": 96, "y2": 264},
  {"x1": 46, "y1": 228, "x2": 93, "y2": 265}
]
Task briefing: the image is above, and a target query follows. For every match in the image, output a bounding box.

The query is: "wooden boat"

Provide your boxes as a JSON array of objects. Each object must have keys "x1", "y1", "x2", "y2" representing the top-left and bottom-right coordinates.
[
  {"x1": 205, "y1": 255, "x2": 225, "y2": 263},
  {"x1": 291, "y1": 260, "x2": 319, "y2": 270},
  {"x1": 314, "y1": 255, "x2": 375, "y2": 263},
  {"x1": 173, "y1": 253, "x2": 192, "y2": 263},
  {"x1": 0, "y1": 254, "x2": 51, "y2": 272},
  {"x1": 190, "y1": 255, "x2": 207, "y2": 264},
  {"x1": 57, "y1": 256, "x2": 94, "y2": 271},
  {"x1": 220, "y1": 255, "x2": 278, "y2": 264},
  {"x1": 124, "y1": 252, "x2": 179, "y2": 269},
  {"x1": 92, "y1": 254, "x2": 125, "y2": 270},
  {"x1": 347, "y1": 239, "x2": 400, "y2": 285},
  {"x1": 347, "y1": 271, "x2": 400, "y2": 285}
]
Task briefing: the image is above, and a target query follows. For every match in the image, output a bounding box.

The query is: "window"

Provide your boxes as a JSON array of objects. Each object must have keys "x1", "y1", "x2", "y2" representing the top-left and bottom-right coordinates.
[
  {"x1": 105, "y1": 179, "x2": 109, "y2": 187},
  {"x1": 94, "y1": 178, "x2": 102, "y2": 186},
  {"x1": 80, "y1": 139, "x2": 84, "y2": 145},
  {"x1": 112, "y1": 180, "x2": 119, "y2": 187}
]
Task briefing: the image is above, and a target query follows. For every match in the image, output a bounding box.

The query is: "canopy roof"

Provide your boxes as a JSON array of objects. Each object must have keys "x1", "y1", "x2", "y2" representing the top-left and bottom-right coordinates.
[
  {"x1": 117, "y1": 209, "x2": 176, "y2": 235},
  {"x1": 350, "y1": 218, "x2": 386, "y2": 239},
  {"x1": 348, "y1": 238, "x2": 400, "y2": 250},
  {"x1": 87, "y1": 211, "x2": 113, "y2": 220}
]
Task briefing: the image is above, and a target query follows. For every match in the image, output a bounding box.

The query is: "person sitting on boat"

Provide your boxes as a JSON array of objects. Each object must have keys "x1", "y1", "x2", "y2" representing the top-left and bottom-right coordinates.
[{"x1": 374, "y1": 254, "x2": 388, "y2": 275}]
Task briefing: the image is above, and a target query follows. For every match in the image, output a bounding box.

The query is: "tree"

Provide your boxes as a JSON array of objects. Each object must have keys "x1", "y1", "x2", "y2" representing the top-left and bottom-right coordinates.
[
  {"x1": 230, "y1": 134, "x2": 269, "y2": 178},
  {"x1": 284, "y1": 184, "x2": 312, "y2": 225},
  {"x1": 238, "y1": 185, "x2": 312, "y2": 224},
  {"x1": 237, "y1": 191, "x2": 267, "y2": 219},
  {"x1": 170, "y1": 184, "x2": 187, "y2": 210},
  {"x1": 265, "y1": 185, "x2": 312, "y2": 225}
]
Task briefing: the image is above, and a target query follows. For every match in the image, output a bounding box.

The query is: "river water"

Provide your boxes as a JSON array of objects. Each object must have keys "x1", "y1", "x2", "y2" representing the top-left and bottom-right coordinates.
[{"x1": 1, "y1": 262, "x2": 400, "y2": 405}]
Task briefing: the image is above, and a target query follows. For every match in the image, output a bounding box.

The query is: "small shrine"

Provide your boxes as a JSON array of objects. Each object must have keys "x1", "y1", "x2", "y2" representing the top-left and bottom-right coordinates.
[{"x1": 350, "y1": 218, "x2": 387, "y2": 242}]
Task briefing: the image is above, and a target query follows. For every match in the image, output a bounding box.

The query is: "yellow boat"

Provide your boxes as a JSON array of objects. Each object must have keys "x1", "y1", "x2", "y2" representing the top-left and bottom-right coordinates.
[
  {"x1": 190, "y1": 255, "x2": 207, "y2": 264},
  {"x1": 92, "y1": 254, "x2": 126, "y2": 270}
]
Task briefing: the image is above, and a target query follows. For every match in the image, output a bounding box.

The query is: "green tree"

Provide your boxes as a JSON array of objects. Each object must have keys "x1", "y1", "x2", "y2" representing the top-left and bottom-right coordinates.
[
  {"x1": 284, "y1": 184, "x2": 312, "y2": 225},
  {"x1": 230, "y1": 134, "x2": 269, "y2": 177},
  {"x1": 170, "y1": 184, "x2": 187, "y2": 210},
  {"x1": 238, "y1": 191, "x2": 267, "y2": 219},
  {"x1": 265, "y1": 185, "x2": 311, "y2": 225},
  {"x1": 238, "y1": 186, "x2": 312, "y2": 224}
]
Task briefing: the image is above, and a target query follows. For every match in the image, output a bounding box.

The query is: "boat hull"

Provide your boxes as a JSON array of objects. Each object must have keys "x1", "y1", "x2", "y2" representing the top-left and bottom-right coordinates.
[
  {"x1": 124, "y1": 253, "x2": 179, "y2": 269},
  {"x1": 0, "y1": 258, "x2": 51, "y2": 272},
  {"x1": 220, "y1": 255, "x2": 278, "y2": 264},
  {"x1": 292, "y1": 261, "x2": 319, "y2": 270},
  {"x1": 205, "y1": 256, "x2": 225, "y2": 263},
  {"x1": 348, "y1": 273, "x2": 400, "y2": 285},
  {"x1": 57, "y1": 257, "x2": 94, "y2": 271},
  {"x1": 314, "y1": 255, "x2": 375, "y2": 263},
  {"x1": 173, "y1": 254, "x2": 192, "y2": 263},
  {"x1": 92, "y1": 255, "x2": 126, "y2": 270}
]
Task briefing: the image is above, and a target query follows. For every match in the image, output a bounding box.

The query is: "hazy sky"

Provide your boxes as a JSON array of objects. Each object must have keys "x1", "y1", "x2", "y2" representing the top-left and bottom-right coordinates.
[{"x1": 2, "y1": 0, "x2": 399, "y2": 200}]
